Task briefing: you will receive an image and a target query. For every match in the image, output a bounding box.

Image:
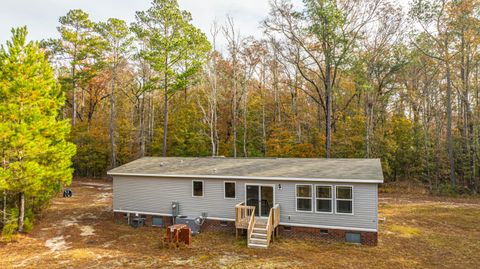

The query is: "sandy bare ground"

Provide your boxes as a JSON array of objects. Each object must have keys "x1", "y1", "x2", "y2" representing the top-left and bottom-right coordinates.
[{"x1": 0, "y1": 179, "x2": 479, "y2": 268}]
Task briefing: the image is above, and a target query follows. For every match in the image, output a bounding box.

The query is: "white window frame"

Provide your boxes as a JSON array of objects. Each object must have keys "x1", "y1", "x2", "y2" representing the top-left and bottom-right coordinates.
[
  {"x1": 223, "y1": 181, "x2": 236, "y2": 199},
  {"x1": 295, "y1": 184, "x2": 313, "y2": 212},
  {"x1": 192, "y1": 180, "x2": 204, "y2": 198},
  {"x1": 335, "y1": 185, "x2": 354, "y2": 215},
  {"x1": 315, "y1": 184, "x2": 333, "y2": 214}
]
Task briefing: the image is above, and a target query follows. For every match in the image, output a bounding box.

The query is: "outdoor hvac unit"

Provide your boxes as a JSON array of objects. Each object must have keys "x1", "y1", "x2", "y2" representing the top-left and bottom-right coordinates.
[
  {"x1": 175, "y1": 216, "x2": 205, "y2": 235},
  {"x1": 130, "y1": 216, "x2": 145, "y2": 228}
]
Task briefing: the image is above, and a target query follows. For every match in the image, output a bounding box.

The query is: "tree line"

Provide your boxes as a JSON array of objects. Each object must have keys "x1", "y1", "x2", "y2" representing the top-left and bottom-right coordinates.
[{"x1": 45, "y1": 0, "x2": 480, "y2": 194}]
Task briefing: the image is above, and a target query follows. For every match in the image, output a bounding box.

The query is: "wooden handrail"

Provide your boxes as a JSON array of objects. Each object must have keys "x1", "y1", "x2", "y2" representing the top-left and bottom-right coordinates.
[
  {"x1": 235, "y1": 202, "x2": 244, "y2": 224},
  {"x1": 265, "y1": 204, "x2": 280, "y2": 247},
  {"x1": 235, "y1": 202, "x2": 255, "y2": 229},
  {"x1": 266, "y1": 208, "x2": 273, "y2": 245},
  {"x1": 274, "y1": 204, "x2": 280, "y2": 228},
  {"x1": 247, "y1": 207, "x2": 255, "y2": 246}
]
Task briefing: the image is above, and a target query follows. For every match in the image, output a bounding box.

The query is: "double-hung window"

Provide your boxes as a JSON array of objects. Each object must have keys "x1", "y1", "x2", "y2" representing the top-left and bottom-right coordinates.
[
  {"x1": 192, "y1": 180, "x2": 204, "y2": 197},
  {"x1": 296, "y1": 185, "x2": 313, "y2": 212},
  {"x1": 224, "y1": 181, "x2": 236, "y2": 199},
  {"x1": 336, "y1": 186, "x2": 353, "y2": 214},
  {"x1": 316, "y1": 185, "x2": 332, "y2": 213}
]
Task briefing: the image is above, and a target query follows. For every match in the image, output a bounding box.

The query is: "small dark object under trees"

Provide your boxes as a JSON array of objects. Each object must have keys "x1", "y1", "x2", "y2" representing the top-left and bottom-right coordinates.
[{"x1": 63, "y1": 189, "x2": 73, "y2": 198}]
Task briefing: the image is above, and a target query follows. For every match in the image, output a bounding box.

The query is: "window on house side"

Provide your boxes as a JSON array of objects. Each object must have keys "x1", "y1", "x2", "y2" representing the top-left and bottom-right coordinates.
[
  {"x1": 296, "y1": 185, "x2": 313, "y2": 212},
  {"x1": 336, "y1": 186, "x2": 353, "y2": 214},
  {"x1": 224, "y1": 182, "x2": 236, "y2": 198},
  {"x1": 316, "y1": 186, "x2": 332, "y2": 213},
  {"x1": 193, "y1": 180, "x2": 204, "y2": 197}
]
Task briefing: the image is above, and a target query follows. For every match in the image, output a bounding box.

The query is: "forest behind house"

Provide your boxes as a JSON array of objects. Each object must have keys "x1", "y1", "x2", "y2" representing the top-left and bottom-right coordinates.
[
  {"x1": 2, "y1": 0, "x2": 480, "y2": 234},
  {"x1": 43, "y1": 0, "x2": 480, "y2": 192}
]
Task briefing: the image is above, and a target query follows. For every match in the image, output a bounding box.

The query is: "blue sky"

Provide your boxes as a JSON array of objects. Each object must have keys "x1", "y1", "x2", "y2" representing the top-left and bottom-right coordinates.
[{"x1": 0, "y1": 0, "x2": 303, "y2": 47}]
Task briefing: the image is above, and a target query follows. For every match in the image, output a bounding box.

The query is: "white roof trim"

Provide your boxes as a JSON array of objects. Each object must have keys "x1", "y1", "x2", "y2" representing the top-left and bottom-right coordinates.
[{"x1": 107, "y1": 172, "x2": 383, "y2": 183}]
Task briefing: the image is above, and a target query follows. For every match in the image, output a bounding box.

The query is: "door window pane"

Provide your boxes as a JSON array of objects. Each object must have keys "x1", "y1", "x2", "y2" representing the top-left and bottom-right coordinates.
[
  {"x1": 261, "y1": 186, "x2": 274, "y2": 216},
  {"x1": 246, "y1": 185, "x2": 260, "y2": 216}
]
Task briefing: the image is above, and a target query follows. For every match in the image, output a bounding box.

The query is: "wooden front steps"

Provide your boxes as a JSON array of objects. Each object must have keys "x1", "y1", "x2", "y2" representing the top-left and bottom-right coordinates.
[
  {"x1": 248, "y1": 220, "x2": 269, "y2": 248},
  {"x1": 235, "y1": 202, "x2": 280, "y2": 249}
]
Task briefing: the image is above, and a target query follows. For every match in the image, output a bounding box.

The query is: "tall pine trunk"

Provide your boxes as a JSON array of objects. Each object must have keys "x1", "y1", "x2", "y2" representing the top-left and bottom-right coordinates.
[
  {"x1": 2, "y1": 151, "x2": 6, "y2": 226},
  {"x1": 71, "y1": 64, "x2": 76, "y2": 126},
  {"x1": 139, "y1": 93, "x2": 146, "y2": 157},
  {"x1": 109, "y1": 68, "x2": 117, "y2": 167},
  {"x1": 365, "y1": 95, "x2": 374, "y2": 158},
  {"x1": 18, "y1": 192, "x2": 24, "y2": 233},
  {"x1": 325, "y1": 63, "x2": 332, "y2": 158},
  {"x1": 2, "y1": 191, "x2": 6, "y2": 227},
  {"x1": 446, "y1": 60, "x2": 456, "y2": 186},
  {"x1": 262, "y1": 100, "x2": 266, "y2": 156},
  {"x1": 162, "y1": 50, "x2": 169, "y2": 157},
  {"x1": 210, "y1": 60, "x2": 218, "y2": 157},
  {"x1": 232, "y1": 63, "x2": 237, "y2": 158},
  {"x1": 162, "y1": 87, "x2": 169, "y2": 157},
  {"x1": 243, "y1": 90, "x2": 248, "y2": 157}
]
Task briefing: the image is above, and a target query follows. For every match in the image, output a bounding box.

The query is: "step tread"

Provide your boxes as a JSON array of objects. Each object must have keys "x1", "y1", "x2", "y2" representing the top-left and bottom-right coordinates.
[
  {"x1": 251, "y1": 233, "x2": 267, "y2": 237},
  {"x1": 250, "y1": 238, "x2": 267, "y2": 242},
  {"x1": 248, "y1": 243, "x2": 268, "y2": 248}
]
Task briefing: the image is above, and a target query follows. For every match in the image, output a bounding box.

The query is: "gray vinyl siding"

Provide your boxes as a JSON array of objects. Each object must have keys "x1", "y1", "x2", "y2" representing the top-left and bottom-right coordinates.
[{"x1": 113, "y1": 176, "x2": 378, "y2": 231}]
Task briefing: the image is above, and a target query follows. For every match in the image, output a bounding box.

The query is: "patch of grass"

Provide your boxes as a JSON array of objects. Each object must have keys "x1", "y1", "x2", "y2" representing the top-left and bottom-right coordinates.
[
  {"x1": 388, "y1": 225, "x2": 421, "y2": 238},
  {"x1": 69, "y1": 249, "x2": 97, "y2": 259},
  {"x1": 196, "y1": 254, "x2": 211, "y2": 262}
]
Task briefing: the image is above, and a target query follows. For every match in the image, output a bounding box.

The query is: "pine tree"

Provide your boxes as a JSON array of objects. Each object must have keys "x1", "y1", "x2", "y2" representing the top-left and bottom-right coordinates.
[
  {"x1": 96, "y1": 18, "x2": 133, "y2": 168},
  {"x1": 0, "y1": 27, "x2": 76, "y2": 233},
  {"x1": 132, "y1": 0, "x2": 211, "y2": 157},
  {"x1": 56, "y1": 9, "x2": 99, "y2": 126}
]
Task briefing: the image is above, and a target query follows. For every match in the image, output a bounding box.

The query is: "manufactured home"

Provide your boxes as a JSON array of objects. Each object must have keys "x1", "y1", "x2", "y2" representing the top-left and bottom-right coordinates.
[{"x1": 107, "y1": 157, "x2": 383, "y2": 247}]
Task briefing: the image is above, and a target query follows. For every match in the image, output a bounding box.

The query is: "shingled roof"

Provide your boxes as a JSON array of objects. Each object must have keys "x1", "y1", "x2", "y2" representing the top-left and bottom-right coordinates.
[{"x1": 107, "y1": 157, "x2": 384, "y2": 183}]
